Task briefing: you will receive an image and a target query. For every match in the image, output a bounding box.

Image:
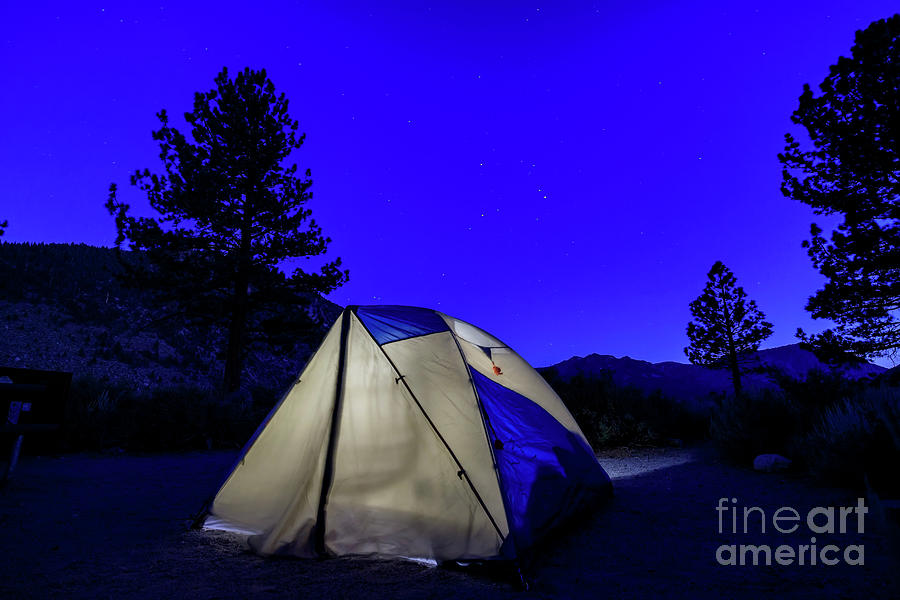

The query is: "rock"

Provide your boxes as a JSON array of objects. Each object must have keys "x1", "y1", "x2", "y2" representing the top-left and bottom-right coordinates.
[{"x1": 753, "y1": 454, "x2": 792, "y2": 473}]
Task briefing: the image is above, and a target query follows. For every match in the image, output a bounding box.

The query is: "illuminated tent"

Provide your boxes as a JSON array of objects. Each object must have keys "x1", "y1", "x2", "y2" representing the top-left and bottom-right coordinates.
[{"x1": 201, "y1": 305, "x2": 612, "y2": 563}]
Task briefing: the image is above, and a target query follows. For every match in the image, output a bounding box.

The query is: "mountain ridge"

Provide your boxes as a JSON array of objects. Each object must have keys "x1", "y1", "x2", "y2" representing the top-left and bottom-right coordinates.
[{"x1": 542, "y1": 344, "x2": 886, "y2": 407}]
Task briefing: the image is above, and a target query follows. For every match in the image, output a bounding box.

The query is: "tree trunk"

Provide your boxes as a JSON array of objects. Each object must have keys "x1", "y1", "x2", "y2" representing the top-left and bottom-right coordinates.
[
  {"x1": 719, "y1": 280, "x2": 742, "y2": 398},
  {"x1": 223, "y1": 275, "x2": 248, "y2": 394},
  {"x1": 728, "y1": 346, "x2": 742, "y2": 398},
  {"x1": 223, "y1": 205, "x2": 253, "y2": 395}
]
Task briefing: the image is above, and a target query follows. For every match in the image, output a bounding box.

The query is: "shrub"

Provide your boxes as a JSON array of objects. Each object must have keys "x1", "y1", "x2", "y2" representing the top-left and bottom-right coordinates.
[
  {"x1": 798, "y1": 399, "x2": 873, "y2": 488},
  {"x1": 764, "y1": 368, "x2": 861, "y2": 428},
  {"x1": 710, "y1": 390, "x2": 801, "y2": 464},
  {"x1": 62, "y1": 375, "x2": 276, "y2": 452},
  {"x1": 542, "y1": 370, "x2": 708, "y2": 449},
  {"x1": 797, "y1": 387, "x2": 900, "y2": 493}
]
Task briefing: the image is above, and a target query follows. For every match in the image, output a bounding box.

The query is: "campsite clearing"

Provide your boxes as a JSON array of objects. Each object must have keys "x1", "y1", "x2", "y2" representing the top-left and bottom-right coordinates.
[{"x1": 0, "y1": 446, "x2": 897, "y2": 599}]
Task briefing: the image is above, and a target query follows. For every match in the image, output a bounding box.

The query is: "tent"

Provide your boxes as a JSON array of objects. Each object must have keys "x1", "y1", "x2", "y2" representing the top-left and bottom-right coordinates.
[{"x1": 200, "y1": 305, "x2": 612, "y2": 565}]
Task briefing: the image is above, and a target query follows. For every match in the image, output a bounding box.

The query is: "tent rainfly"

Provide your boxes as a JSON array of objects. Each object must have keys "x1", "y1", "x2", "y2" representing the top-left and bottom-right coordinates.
[{"x1": 200, "y1": 305, "x2": 612, "y2": 564}]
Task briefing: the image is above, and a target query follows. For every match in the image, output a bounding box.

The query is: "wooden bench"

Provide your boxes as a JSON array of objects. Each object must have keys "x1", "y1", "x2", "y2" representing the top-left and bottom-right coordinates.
[{"x1": 0, "y1": 367, "x2": 71, "y2": 485}]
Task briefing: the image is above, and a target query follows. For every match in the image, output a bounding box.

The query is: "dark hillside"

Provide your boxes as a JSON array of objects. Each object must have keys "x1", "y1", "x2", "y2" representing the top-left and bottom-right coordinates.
[{"x1": 0, "y1": 242, "x2": 341, "y2": 393}]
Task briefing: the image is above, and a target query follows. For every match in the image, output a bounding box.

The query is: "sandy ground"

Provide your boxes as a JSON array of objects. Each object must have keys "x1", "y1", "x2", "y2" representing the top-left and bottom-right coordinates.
[{"x1": 1, "y1": 445, "x2": 898, "y2": 599}]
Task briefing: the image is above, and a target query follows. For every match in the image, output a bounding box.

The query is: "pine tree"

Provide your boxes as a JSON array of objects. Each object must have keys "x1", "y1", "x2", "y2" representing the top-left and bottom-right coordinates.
[
  {"x1": 106, "y1": 67, "x2": 348, "y2": 394},
  {"x1": 779, "y1": 15, "x2": 900, "y2": 359},
  {"x1": 685, "y1": 261, "x2": 773, "y2": 396},
  {"x1": 0, "y1": 220, "x2": 7, "y2": 237}
]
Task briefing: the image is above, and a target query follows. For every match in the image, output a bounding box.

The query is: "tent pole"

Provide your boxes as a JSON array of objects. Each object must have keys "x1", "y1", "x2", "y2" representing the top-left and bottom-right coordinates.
[{"x1": 352, "y1": 311, "x2": 506, "y2": 543}]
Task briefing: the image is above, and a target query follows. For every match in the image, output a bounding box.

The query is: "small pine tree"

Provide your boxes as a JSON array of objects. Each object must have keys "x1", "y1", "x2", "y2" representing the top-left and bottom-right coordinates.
[
  {"x1": 0, "y1": 220, "x2": 7, "y2": 237},
  {"x1": 685, "y1": 261, "x2": 773, "y2": 396}
]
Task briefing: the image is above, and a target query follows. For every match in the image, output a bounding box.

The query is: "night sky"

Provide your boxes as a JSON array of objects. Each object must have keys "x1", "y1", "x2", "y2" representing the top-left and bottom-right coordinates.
[{"x1": 3, "y1": 2, "x2": 897, "y2": 368}]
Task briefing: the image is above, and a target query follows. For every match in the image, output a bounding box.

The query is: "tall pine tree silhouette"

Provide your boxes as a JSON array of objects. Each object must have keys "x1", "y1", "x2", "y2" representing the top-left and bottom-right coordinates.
[
  {"x1": 779, "y1": 15, "x2": 900, "y2": 359},
  {"x1": 685, "y1": 261, "x2": 773, "y2": 397},
  {"x1": 106, "y1": 67, "x2": 348, "y2": 394}
]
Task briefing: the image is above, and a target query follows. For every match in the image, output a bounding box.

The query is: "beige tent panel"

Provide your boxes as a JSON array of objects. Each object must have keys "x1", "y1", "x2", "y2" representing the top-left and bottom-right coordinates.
[
  {"x1": 382, "y1": 331, "x2": 509, "y2": 537},
  {"x1": 324, "y1": 315, "x2": 503, "y2": 560},
  {"x1": 208, "y1": 320, "x2": 341, "y2": 554}
]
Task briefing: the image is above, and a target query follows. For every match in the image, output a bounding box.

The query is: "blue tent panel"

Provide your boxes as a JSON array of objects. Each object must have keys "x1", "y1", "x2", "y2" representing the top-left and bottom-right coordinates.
[
  {"x1": 356, "y1": 306, "x2": 450, "y2": 345},
  {"x1": 469, "y1": 367, "x2": 612, "y2": 556}
]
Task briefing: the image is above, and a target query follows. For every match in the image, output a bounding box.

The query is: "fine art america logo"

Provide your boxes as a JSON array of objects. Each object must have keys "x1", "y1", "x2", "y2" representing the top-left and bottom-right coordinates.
[{"x1": 715, "y1": 497, "x2": 867, "y2": 566}]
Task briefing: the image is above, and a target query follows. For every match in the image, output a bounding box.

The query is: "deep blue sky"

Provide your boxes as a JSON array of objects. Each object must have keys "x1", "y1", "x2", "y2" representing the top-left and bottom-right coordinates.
[{"x1": 2, "y1": 2, "x2": 897, "y2": 368}]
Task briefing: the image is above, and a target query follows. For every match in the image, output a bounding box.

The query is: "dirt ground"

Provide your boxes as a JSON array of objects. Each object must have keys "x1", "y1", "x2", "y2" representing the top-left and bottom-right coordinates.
[{"x1": 1, "y1": 445, "x2": 897, "y2": 599}]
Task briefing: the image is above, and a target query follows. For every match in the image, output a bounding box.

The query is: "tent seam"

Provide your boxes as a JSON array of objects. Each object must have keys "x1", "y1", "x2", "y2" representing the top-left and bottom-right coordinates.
[{"x1": 313, "y1": 307, "x2": 352, "y2": 556}]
